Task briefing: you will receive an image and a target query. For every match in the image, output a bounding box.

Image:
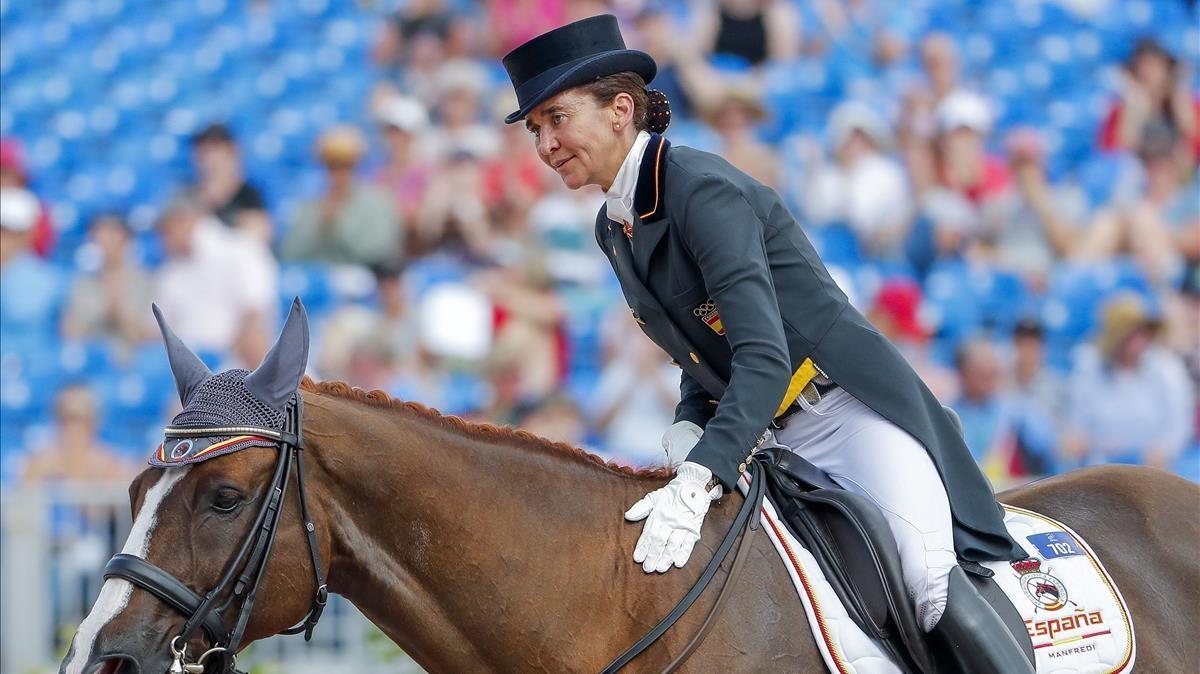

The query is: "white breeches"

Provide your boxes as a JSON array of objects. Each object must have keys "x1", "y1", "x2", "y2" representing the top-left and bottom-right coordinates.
[{"x1": 764, "y1": 387, "x2": 957, "y2": 632}]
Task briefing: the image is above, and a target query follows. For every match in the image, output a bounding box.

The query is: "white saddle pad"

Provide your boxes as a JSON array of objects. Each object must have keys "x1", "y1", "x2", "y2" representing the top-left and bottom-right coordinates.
[{"x1": 736, "y1": 475, "x2": 1135, "y2": 674}]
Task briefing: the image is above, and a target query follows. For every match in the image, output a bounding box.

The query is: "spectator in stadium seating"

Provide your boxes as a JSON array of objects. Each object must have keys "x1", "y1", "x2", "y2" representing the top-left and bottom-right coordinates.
[
  {"x1": 919, "y1": 33, "x2": 962, "y2": 105},
  {"x1": 865, "y1": 279, "x2": 957, "y2": 401},
  {"x1": 282, "y1": 125, "x2": 403, "y2": 267},
  {"x1": 933, "y1": 90, "x2": 1010, "y2": 205},
  {"x1": 704, "y1": 82, "x2": 780, "y2": 189},
  {"x1": 486, "y1": 0, "x2": 568, "y2": 57},
  {"x1": 907, "y1": 187, "x2": 981, "y2": 275},
  {"x1": 1062, "y1": 293, "x2": 1194, "y2": 471},
  {"x1": 414, "y1": 141, "x2": 494, "y2": 259},
  {"x1": 526, "y1": 182, "x2": 607, "y2": 286},
  {"x1": 631, "y1": 7, "x2": 712, "y2": 120},
  {"x1": 372, "y1": 0, "x2": 454, "y2": 101},
  {"x1": 1007, "y1": 318, "x2": 1064, "y2": 477},
  {"x1": 372, "y1": 94, "x2": 434, "y2": 228},
  {"x1": 61, "y1": 213, "x2": 154, "y2": 355},
  {"x1": 374, "y1": 263, "x2": 421, "y2": 367},
  {"x1": 984, "y1": 127, "x2": 1086, "y2": 288},
  {"x1": 154, "y1": 196, "x2": 277, "y2": 353},
  {"x1": 480, "y1": 93, "x2": 548, "y2": 245},
  {"x1": 1075, "y1": 126, "x2": 1188, "y2": 286},
  {"x1": 809, "y1": 0, "x2": 916, "y2": 65},
  {"x1": 476, "y1": 261, "x2": 567, "y2": 411},
  {"x1": 0, "y1": 186, "x2": 62, "y2": 354},
  {"x1": 0, "y1": 137, "x2": 55, "y2": 257},
  {"x1": 516, "y1": 393, "x2": 588, "y2": 448},
  {"x1": 1100, "y1": 37, "x2": 1199, "y2": 162},
  {"x1": 950, "y1": 338, "x2": 1020, "y2": 482},
  {"x1": 20, "y1": 384, "x2": 136, "y2": 485},
  {"x1": 590, "y1": 321, "x2": 681, "y2": 463},
  {"x1": 190, "y1": 123, "x2": 271, "y2": 242},
  {"x1": 694, "y1": 0, "x2": 802, "y2": 67},
  {"x1": 422, "y1": 60, "x2": 499, "y2": 162},
  {"x1": 804, "y1": 101, "x2": 913, "y2": 259}
]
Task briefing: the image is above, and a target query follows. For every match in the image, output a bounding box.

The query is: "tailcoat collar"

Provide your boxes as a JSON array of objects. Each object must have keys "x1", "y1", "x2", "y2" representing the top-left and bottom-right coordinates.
[{"x1": 633, "y1": 133, "x2": 669, "y2": 223}]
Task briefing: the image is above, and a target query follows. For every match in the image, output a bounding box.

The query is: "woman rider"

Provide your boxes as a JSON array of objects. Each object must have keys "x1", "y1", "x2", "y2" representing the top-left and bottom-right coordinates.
[{"x1": 502, "y1": 15, "x2": 1032, "y2": 672}]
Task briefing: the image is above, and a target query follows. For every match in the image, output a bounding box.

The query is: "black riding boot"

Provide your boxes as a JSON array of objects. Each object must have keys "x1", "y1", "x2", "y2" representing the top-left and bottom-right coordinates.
[{"x1": 929, "y1": 566, "x2": 1035, "y2": 674}]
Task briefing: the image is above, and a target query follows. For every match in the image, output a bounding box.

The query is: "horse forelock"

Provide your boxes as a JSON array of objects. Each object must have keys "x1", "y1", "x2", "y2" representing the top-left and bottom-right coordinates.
[{"x1": 300, "y1": 378, "x2": 672, "y2": 480}]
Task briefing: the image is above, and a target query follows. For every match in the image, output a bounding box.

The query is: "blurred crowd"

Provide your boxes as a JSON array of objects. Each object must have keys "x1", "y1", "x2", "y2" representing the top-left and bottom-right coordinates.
[{"x1": 1, "y1": 0, "x2": 1197, "y2": 491}]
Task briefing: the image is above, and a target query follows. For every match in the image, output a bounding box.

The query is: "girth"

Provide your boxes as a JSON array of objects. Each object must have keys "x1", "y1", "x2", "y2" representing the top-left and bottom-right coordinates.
[{"x1": 101, "y1": 394, "x2": 328, "y2": 672}]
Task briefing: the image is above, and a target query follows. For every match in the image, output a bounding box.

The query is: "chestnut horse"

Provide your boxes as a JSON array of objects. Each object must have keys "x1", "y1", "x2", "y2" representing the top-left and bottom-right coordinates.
[{"x1": 64, "y1": 379, "x2": 1199, "y2": 673}]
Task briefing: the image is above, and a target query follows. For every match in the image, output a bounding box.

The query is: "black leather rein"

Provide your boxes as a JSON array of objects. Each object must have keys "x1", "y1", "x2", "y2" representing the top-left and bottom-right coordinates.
[
  {"x1": 101, "y1": 394, "x2": 328, "y2": 671},
  {"x1": 600, "y1": 454, "x2": 768, "y2": 673}
]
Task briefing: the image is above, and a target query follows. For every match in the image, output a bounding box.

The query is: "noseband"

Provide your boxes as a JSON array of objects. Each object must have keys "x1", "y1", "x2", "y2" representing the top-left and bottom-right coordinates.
[{"x1": 102, "y1": 395, "x2": 327, "y2": 673}]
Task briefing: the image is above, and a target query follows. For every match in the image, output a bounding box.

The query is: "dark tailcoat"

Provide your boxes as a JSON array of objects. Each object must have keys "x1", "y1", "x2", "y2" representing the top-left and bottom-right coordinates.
[{"x1": 595, "y1": 134, "x2": 1023, "y2": 562}]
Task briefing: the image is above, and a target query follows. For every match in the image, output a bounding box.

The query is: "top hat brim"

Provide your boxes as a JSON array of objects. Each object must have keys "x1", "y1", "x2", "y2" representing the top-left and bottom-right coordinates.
[{"x1": 503, "y1": 50, "x2": 656, "y2": 124}]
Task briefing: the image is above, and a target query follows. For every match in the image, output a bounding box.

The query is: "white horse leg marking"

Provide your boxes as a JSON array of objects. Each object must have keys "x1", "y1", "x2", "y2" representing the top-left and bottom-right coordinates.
[{"x1": 62, "y1": 467, "x2": 190, "y2": 674}]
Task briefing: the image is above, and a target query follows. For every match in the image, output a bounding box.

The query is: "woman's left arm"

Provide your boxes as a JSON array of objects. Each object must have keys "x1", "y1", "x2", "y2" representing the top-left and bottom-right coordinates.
[{"x1": 676, "y1": 173, "x2": 793, "y2": 488}]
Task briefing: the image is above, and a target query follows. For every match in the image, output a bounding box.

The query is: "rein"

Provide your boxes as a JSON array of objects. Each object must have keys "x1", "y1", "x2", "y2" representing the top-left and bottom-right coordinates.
[
  {"x1": 600, "y1": 455, "x2": 767, "y2": 673},
  {"x1": 102, "y1": 395, "x2": 328, "y2": 673}
]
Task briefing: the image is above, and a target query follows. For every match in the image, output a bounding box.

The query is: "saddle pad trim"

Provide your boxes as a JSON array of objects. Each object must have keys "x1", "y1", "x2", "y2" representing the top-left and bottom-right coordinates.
[
  {"x1": 738, "y1": 472, "x2": 893, "y2": 674},
  {"x1": 763, "y1": 509, "x2": 852, "y2": 674},
  {"x1": 999, "y1": 504, "x2": 1135, "y2": 673}
]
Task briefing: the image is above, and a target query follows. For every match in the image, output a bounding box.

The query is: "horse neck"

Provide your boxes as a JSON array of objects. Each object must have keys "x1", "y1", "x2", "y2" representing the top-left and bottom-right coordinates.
[{"x1": 301, "y1": 390, "x2": 711, "y2": 672}]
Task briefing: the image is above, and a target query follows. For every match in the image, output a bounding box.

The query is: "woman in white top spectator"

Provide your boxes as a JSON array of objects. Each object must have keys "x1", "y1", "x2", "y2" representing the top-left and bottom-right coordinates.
[{"x1": 1063, "y1": 293, "x2": 1194, "y2": 472}]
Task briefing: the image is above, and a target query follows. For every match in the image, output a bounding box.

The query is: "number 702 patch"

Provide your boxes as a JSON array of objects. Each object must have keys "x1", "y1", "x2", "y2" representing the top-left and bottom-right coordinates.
[{"x1": 1027, "y1": 532, "x2": 1083, "y2": 559}]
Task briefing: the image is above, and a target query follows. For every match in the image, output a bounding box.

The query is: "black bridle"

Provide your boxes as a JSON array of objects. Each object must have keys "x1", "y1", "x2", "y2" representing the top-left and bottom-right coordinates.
[{"x1": 102, "y1": 394, "x2": 327, "y2": 673}]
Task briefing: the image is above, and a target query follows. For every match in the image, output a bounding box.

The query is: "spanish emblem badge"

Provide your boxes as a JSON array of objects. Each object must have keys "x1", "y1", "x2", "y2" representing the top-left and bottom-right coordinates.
[
  {"x1": 1012, "y1": 558, "x2": 1070, "y2": 612},
  {"x1": 693, "y1": 299, "x2": 724, "y2": 335}
]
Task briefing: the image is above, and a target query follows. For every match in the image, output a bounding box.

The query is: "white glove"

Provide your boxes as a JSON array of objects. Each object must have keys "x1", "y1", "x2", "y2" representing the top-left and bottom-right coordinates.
[
  {"x1": 624, "y1": 461, "x2": 722, "y2": 573},
  {"x1": 662, "y1": 420, "x2": 704, "y2": 469}
]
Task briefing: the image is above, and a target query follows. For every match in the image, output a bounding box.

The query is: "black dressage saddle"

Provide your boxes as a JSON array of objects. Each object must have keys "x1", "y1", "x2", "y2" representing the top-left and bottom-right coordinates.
[{"x1": 757, "y1": 441, "x2": 1034, "y2": 673}]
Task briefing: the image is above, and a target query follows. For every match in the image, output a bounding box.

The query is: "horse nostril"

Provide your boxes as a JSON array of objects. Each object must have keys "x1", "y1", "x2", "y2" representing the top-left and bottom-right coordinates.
[{"x1": 91, "y1": 654, "x2": 140, "y2": 674}]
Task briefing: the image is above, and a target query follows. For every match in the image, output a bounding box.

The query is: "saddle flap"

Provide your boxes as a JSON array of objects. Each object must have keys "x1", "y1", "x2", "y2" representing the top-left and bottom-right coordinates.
[{"x1": 761, "y1": 460, "x2": 935, "y2": 673}]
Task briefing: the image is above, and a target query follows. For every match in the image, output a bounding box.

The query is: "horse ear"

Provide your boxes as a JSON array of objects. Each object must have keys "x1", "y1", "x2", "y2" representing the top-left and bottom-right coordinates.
[
  {"x1": 153, "y1": 303, "x2": 212, "y2": 405},
  {"x1": 244, "y1": 298, "x2": 310, "y2": 412}
]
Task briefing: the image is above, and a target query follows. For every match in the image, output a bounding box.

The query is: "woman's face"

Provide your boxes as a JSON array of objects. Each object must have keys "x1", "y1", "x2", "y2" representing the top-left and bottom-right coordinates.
[{"x1": 525, "y1": 89, "x2": 628, "y2": 191}]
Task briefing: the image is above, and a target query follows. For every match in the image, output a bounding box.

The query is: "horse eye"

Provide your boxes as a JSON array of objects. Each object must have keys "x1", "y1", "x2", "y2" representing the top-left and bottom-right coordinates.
[{"x1": 211, "y1": 488, "x2": 243, "y2": 513}]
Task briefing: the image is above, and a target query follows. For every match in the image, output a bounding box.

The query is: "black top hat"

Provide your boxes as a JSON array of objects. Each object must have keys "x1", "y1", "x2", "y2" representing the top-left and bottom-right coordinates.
[{"x1": 501, "y1": 14, "x2": 656, "y2": 124}]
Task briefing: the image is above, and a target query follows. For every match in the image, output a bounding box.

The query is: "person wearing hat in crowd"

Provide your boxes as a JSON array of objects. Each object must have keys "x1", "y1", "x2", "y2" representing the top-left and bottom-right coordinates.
[
  {"x1": 805, "y1": 100, "x2": 914, "y2": 259},
  {"x1": 703, "y1": 80, "x2": 780, "y2": 189},
  {"x1": 865, "y1": 278, "x2": 957, "y2": 401},
  {"x1": 372, "y1": 94, "x2": 435, "y2": 226},
  {"x1": 1063, "y1": 292, "x2": 1193, "y2": 472},
  {"x1": 281, "y1": 125, "x2": 402, "y2": 267},
  {"x1": 502, "y1": 14, "x2": 1031, "y2": 672},
  {"x1": 932, "y1": 90, "x2": 1010, "y2": 206},
  {"x1": 0, "y1": 186, "x2": 63, "y2": 354},
  {"x1": 189, "y1": 123, "x2": 272, "y2": 242}
]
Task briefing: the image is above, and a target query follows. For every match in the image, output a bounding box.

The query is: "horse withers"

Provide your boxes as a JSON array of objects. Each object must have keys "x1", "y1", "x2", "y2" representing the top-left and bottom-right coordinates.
[{"x1": 62, "y1": 301, "x2": 1200, "y2": 673}]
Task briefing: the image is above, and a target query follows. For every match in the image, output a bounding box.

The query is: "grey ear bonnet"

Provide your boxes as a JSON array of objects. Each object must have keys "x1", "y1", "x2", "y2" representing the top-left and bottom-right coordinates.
[
  {"x1": 153, "y1": 303, "x2": 213, "y2": 406},
  {"x1": 244, "y1": 297, "x2": 310, "y2": 412},
  {"x1": 149, "y1": 299, "x2": 310, "y2": 467}
]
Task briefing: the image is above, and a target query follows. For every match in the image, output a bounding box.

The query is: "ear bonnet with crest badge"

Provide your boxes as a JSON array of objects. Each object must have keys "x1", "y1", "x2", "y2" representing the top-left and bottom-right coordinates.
[{"x1": 149, "y1": 298, "x2": 310, "y2": 466}]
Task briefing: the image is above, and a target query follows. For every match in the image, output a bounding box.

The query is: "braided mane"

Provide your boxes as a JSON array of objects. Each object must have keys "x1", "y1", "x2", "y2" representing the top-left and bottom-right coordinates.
[{"x1": 300, "y1": 378, "x2": 671, "y2": 480}]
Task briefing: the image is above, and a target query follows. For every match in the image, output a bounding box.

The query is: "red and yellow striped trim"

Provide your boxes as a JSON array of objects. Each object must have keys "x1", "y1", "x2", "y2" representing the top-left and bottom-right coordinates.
[
  {"x1": 156, "y1": 435, "x2": 271, "y2": 463},
  {"x1": 740, "y1": 473, "x2": 851, "y2": 674}
]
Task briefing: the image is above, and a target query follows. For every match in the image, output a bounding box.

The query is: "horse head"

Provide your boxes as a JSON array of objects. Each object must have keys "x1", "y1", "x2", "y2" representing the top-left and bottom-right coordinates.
[{"x1": 61, "y1": 299, "x2": 328, "y2": 674}]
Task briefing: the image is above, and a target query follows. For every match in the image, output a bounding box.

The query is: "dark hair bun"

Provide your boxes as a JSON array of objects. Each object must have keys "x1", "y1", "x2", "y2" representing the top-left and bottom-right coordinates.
[{"x1": 646, "y1": 89, "x2": 672, "y2": 134}]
